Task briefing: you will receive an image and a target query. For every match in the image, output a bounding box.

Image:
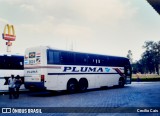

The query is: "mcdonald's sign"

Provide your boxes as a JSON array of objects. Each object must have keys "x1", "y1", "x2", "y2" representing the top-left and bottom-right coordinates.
[
  {"x1": 6, "y1": 41, "x2": 12, "y2": 46},
  {"x1": 2, "y1": 24, "x2": 16, "y2": 41}
]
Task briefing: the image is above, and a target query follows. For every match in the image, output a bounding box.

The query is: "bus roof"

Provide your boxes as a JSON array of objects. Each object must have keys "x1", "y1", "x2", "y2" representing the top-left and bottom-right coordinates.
[
  {"x1": 0, "y1": 54, "x2": 23, "y2": 57},
  {"x1": 26, "y1": 46, "x2": 129, "y2": 60}
]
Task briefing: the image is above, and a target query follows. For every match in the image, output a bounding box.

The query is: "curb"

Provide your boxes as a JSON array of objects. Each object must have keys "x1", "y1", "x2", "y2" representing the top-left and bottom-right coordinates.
[{"x1": 0, "y1": 90, "x2": 29, "y2": 95}]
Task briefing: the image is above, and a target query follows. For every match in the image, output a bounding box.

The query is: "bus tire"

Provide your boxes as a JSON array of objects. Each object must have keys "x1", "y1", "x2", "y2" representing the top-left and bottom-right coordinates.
[
  {"x1": 67, "y1": 79, "x2": 78, "y2": 93},
  {"x1": 78, "y1": 78, "x2": 88, "y2": 92},
  {"x1": 118, "y1": 77, "x2": 125, "y2": 88}
]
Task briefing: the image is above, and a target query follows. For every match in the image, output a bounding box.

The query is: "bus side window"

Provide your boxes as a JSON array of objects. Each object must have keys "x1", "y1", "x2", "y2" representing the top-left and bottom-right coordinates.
[
  {"x1": 60, "y1": 52, "x2": 67, "y2": 64},
  {"x1": 0, "y1": 56, "x2": 4, "y2": 69},
  {"x1": 53, "y1": 52, "x2": 61, "y2": 64},
  {"x1": 75, "y1": 53, "x2": 87, "y2": 65},
  {"x1": 47, "y1": 50, "x2": 53, "y2": 64},
  {"x1": 88, "y1": 55, "x2": 98, "y2": 66},
  {"x1": 47, "y1": 50, "x2": 61, "y2": 64},
  {"x1": 61, "y1": 52, "x2": 75, "y2": 65},
  {"x1": 4, "y1": 56, "x2": 10, "y2": 69},
  {"x1": 67, "y1": 52, "x2": 75, "y2": 65},
  {"x1": 12, "y1": 56, "x2": 24, "y2": 69},
  {"x1": 100, "y1": 56, "x2": 106, "y2": 66}
]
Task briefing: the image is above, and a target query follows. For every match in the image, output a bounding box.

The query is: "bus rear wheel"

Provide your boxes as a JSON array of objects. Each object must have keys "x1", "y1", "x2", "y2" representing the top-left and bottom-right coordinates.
[
  {"x1": 67, "y1": 79, "x2": 78, "y2": 93},
  {"x1": 78, "y1": 78, "x2": 88, "y2": 92},
  {"x1": 118, "y1": 77, "x2": 125, "y2": 88}
]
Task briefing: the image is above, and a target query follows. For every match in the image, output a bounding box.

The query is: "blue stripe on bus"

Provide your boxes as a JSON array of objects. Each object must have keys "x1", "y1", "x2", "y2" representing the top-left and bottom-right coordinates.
[{"x1": 48, "y1": 73, "x2": 122, "y2": 75}]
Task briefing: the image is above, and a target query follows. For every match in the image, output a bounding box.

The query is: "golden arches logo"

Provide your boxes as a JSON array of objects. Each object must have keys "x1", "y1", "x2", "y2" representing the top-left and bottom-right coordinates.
[{"x1": 2, "y1": 24, "x2": 16, "y2": 41}]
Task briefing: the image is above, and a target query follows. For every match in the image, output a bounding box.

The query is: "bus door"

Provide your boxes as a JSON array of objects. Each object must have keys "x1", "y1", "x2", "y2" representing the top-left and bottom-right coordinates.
[{"x1": 124, "y1": 65, "x2": 132, "y2": 84}]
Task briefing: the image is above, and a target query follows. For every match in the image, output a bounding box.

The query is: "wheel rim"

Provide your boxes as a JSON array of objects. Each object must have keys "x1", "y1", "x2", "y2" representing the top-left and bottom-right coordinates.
[
  {"x1": 69, "y1": 84, "x2": 75, "y2": 91},
  {"x1": 80, "y1": 85, "x2": 86, "y2": 91},
  {"x1": 79, "y1": 80, "x2": 87, "y2": 91}
]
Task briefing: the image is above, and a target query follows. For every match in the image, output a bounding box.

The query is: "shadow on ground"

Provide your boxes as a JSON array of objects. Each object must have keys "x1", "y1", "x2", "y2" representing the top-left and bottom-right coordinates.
[{"x1": 27, "y1": 85, "x2": 131, "y2": 97}]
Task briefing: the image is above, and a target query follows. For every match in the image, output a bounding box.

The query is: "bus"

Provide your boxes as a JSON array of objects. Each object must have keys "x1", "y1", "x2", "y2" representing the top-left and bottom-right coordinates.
[
  {"x1": 0, "y1": 54, "x2": 24, "y2": 91},
  {"x1": 24, "y1": 46, "x2": 132, "y2": 93}
]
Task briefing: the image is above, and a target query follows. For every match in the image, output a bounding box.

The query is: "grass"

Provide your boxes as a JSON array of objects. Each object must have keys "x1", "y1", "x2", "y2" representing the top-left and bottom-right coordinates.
[{"x1": 132, "y1": 74, "x2": 160, "y2": 82}]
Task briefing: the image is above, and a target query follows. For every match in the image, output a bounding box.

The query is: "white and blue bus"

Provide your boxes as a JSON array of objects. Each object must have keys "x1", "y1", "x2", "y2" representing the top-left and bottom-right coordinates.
[
  {"x1": 24, "y1": 46, "x2": 132, "y2": 93},
  {"x1": 0, "y1": 54, "x2": 24, "y2": 91}
]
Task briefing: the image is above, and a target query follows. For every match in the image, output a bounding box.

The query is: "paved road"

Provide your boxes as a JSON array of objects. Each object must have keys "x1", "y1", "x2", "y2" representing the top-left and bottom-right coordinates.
[{"x1": 0, "y1": 82, "x2": 160, "y2": 115}]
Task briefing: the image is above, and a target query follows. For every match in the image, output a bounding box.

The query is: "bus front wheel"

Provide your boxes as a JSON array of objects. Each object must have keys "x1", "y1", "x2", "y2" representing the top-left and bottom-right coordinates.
[
  {"x1": 118, "y1": 77, "x2": 125, "y2": 88},
  {"x1": 67, "y1": 79, "x2": 78, "y2": 93}
]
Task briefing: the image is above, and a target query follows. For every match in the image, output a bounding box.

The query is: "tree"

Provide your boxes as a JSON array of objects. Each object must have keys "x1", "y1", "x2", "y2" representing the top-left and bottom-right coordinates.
[
  {"x1": 127, "y1": 50, "x2": 133, "y2": 64},
  {"x1": 142, "y1": 41, "x2": 160, "y2": 74},
  {"x1": 131, "y1": 41, "x2": 160, "y2": 75}
]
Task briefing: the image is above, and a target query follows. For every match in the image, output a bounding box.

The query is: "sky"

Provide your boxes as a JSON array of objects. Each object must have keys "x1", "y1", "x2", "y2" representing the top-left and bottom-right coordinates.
[{"x1": 0, "y1": 0, "x2": 160, "y2": 62}]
